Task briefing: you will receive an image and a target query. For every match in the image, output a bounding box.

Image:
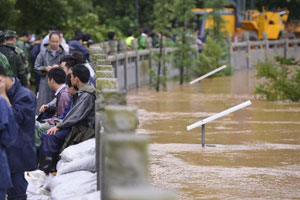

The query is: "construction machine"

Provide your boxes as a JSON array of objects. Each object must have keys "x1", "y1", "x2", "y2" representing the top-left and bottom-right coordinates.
[{"x1": 192, "y1": 7, "x2": 294, "y2": 41}]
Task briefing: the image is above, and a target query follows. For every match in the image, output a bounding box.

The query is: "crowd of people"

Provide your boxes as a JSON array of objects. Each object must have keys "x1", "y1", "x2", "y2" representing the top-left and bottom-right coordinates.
[
  {"x1": 0, "y1": 26, "x2": 96, "y2": 200},
  {"x1": 0, "y1": 25, "x2": 204, "y2": 199}
]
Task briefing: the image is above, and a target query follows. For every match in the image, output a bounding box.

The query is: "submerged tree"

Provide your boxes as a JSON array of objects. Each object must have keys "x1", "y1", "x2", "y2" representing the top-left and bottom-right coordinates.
[
  {"x1": 195, "y1": 0, "x2": 231, "y2": 77},
  {"x1": 152, "y1": 0, "x2": 173, "y2": 91},
  {"x1": 203, "y1": 0, "x2": 229, "y2": 42},
  {"x1": 172, "y1": 0, "x2": 196, "y2": 85}
]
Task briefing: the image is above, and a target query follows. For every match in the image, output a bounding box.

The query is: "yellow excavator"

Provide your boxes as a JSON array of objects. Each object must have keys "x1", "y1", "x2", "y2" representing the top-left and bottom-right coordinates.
[{"x1": 192, "y1": 7, "x2": 294, "y2": 41}]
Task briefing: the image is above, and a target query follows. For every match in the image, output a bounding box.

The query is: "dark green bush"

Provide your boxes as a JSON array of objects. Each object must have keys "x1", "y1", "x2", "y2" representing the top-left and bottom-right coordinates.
[{"x1": 195, "y1": 36, "x2": 231, "y2": 77}]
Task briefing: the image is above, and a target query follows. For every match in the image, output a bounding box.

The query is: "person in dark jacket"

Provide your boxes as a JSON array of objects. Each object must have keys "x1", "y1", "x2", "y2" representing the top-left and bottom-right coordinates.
[
  {"x1": 72, "y1": 51, "x2": 95, "y2": 86},
  {"x1": 58, "y1": 74, "x2": 77, "y2": 120},
  {"x1": 68, "y1": 31, "x2": 89, "y2": 61},
  {"x1": 0, "y1": 95, "x2": 19, "y2": 200},
  {"x1": 0, "y1": 64, "x2": 36, "y2": 200},
  {"x1": 0, "y1": 31, "x2": 28, "y2": 87},
  {"x1": 39, "y1": 64, "x2": 95, "y2": 174}
]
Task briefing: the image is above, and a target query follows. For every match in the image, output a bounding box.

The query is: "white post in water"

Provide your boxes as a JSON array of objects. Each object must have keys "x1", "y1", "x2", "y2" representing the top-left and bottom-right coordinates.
[
  {"x1": 187, "y1": 100, "x2": 252, "y2": 147},
  {"x1": 189, "y1": 65, "x2": 227, "y2": 85}
]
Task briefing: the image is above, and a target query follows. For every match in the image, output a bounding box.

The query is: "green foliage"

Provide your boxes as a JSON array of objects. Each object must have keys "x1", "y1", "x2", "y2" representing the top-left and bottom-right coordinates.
[
  {"x1": 151, "y1": 0, "x2": 174, "y2": 91},
  {"x1": 148, "y1": 64, "x2": 169, "y2": 91},
  {"x1": 93, "y1": 0, "x2": 154, "y2": 34},
  {"x1": 0, "y1": 0, "x2": 18, "y2": 30},
  {"x1": 203, "y1": 0, "x2": 229, "y2": 42},
  {"x1": 61, "y1": 13, "x2": 122, "y2": 42},
  {"x1": 149, "y1": 40, "x2": 172, "y2": 91},
  {"x1": 1, "y1": 0, "x2": 124, "y2": 42},
  {"x1": 196, "y1": 36, "x2": 231, "y2": 76},
  {"x1": 275, "y1": 56, "x2": 298, "y2": 65},
  {"x1": 172, "y1": 0, "x2": 197, "y2": 84},
  {"x1": 255, "y1": 58, "x2": 300, "y2": 101},
  {"x1": 194, "y1": 0, "x2": 231, "y2": 78},
  {"x1": 152, "y1": 0, "x2": 173, "y2": 34},
  {"x1": 15, "y1": 0, "x2": 69, "y2": 32}
]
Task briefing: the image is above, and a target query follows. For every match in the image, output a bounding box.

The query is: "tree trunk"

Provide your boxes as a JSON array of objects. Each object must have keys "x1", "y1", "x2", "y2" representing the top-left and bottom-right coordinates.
[
  {"x1": 180, "y1": 28, "x2": 186, "y2": 85},
  {"x1": 156, "y1": 34, "x2": 163, "y2": 91}
]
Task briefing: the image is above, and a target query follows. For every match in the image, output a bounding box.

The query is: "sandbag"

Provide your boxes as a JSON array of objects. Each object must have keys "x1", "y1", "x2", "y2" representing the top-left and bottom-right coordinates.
[
  {"x1": 25, "y1": 170, "x2": 51, "y2": 200},
  {"x1": 50, "y1": 171, "x2": 97, "y2": 200},
  {"x1": 57, "y1": 155, "x2": 95, "y2": 175},
  {"x1": 60, "y1": 138, "x2": 95, "y2": 162}
]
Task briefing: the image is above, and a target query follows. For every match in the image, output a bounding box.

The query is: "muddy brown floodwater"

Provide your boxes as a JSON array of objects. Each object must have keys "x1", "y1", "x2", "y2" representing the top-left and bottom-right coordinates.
[{"x1": 127, "y1": 70, "x2": 300, "y2": 199}]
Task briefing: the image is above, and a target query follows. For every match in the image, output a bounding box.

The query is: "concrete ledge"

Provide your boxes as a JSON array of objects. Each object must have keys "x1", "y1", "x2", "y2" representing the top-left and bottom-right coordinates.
[
  {"x1": 104, "y1": 105, "x2": 138, "y2": 133},
  {"x1": 96, "y1": 70, "x2": 114, "y2": 78},
  {"x1": 96, "y1": 78, "x2": 118, "y2": 90}
]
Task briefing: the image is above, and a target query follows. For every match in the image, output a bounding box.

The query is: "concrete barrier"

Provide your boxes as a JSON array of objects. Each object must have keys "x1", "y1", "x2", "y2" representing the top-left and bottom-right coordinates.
[
  {"x1": 90, "y1": 44, "x2": 177, "y2": 200},
  {"x1": 97, "y1": 37, "x2": 300, "y2": 88}
]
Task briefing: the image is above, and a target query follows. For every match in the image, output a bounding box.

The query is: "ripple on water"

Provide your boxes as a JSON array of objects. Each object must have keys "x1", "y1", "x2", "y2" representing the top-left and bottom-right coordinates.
[
  {"x1": 149, "y1": 143, "x2": 300, "y2": 200},
  {"x1": 128, "y1": 70, "x2": 300, "y2": 199}
]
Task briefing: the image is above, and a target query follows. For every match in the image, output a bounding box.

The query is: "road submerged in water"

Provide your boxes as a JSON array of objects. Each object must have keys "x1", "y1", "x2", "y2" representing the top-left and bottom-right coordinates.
[{"x1": 127, "y1": 70, "x2": 300, "y2": 200}]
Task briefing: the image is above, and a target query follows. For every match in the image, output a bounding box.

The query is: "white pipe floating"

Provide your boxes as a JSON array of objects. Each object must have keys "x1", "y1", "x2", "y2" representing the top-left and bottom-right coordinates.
[
  {"x1": 187, "y1": 100, "x2": 252, "y2": 131},
  {"x1": 189, "y1": 65, "x2": 227, "y2": 85}
]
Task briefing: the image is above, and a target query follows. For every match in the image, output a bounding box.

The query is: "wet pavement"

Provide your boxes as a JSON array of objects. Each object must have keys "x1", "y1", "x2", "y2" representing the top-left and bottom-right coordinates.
[{"x1": 127, "y1": 70, "x2": 300, "y2": 199}]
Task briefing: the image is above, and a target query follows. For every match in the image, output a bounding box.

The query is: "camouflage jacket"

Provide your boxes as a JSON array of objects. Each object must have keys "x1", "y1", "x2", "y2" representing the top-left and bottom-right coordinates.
[
  {"x1": 0, "y1": 52, "x2": 13, "y2": 76},
  {"x1": 7, "y1": 43, "x2": 29, "y2": 72},
  {"x1": 0, "y1": 45, "x2": 27, "y2": 86}
]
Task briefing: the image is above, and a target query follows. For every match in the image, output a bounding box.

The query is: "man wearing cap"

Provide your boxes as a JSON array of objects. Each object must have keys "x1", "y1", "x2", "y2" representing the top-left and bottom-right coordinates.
[
  {"x1": 0, "y1": 30, "x2": 28, "y2": 87},
  {"x1": 5, "y1": 30, "x2": 30, "y2": 86}
]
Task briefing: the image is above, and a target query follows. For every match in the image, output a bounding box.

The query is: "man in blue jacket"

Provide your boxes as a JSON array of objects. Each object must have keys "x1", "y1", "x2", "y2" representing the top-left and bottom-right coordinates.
[
  {"x1": 0, "y1": 96, "x2": 19, "y2": 200},
  {"x1": 0, "y1": 64, "x2": 36, "y2": 200}
]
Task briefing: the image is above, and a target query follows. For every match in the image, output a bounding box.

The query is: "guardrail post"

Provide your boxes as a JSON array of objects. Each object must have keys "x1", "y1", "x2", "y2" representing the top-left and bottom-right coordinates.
[
  {"x1": 246, "y1": 33, "x2": 251, "y2": 69},
  {"x1": 227, "y1": 34, "x2": 233, "y2": 69},
  {"x1": 263, "y1": 32, "x2": 269, "y2": 61},
  {"x1": 293, "y1": 39, "x2": 297, "y2": 57},
  {"x1": 201, "y1": 124, "x2": 205, "y2": 147},
  {"x1": 124, "y1": 52, "x2": 128, "y2": 91},
  {"x1": 136, "y1": 49, "x2": 140, "y2": 88},
  {"x1": 284, "y1": 39, "x2": 288, "y2": 58},
  {"x1": 149, "y1": 48, "x2": 153, "y2": 85},
  {"x1": 187, "y1": 101, "x2": 252, "y2": 147}
]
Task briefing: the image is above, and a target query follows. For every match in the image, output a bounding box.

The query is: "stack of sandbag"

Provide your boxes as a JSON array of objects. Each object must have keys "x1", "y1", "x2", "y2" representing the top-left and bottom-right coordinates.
[
  {"x1": 25, "y1": 170, "x2": 51, "y2": 200},
  {"x1": 48, "y1": 138, "x2": 99, "y2": 200}
]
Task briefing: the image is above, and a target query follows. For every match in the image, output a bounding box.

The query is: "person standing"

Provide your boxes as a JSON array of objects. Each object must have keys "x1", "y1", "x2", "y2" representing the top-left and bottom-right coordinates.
[
  {"x1": 41, "y1": 26, "x2": 68, "y2": 54},
  {"x1": 0, "y1": 64, "x2": 36, "y2": 200},
  {"x1": 0, "y1": 31, "x2": 28, "y2": 86},
  {"x1": 5, "y1": 30, "x2": 30, "y2": 86},
  {"x1": 138, "y1": 27, "x2": 150, "y2": 50},
  {"x1": 68, "y1": 31, "x2": 89, "y2": 61},
  {"x1": 34, "y1": 31, "x2": 67, "y2": 114},
  {"x1": 125, "y1": 31, "x2": 135, "y2": 49},
  {"x1": 16, "y1": 31, "x2": 32, "y2": 57},
  {"x1": 0, "y1": 95, "x2": 18, "y2": 200}
]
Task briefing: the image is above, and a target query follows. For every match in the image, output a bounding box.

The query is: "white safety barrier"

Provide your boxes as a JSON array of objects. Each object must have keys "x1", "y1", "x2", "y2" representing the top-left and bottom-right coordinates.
[
  {"x1": 187, "y1": 100, "x2": 252, "y2": 147},
  {"x1": 189, "y1": 65, "x2": 227, "y2": 85}
]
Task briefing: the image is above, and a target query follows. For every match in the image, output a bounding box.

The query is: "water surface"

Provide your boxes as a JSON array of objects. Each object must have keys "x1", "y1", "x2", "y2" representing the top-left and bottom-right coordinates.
[{"x1": 127, "y1": 70, "x2": 300, "y2": 199}]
